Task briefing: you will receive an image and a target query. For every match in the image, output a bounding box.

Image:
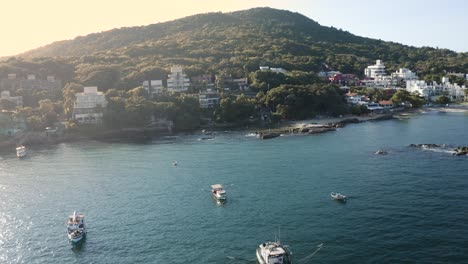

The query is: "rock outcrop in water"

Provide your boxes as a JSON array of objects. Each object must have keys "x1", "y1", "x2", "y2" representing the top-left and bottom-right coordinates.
[
  {"x1": 453, "y1": 146, "x2": 468, "y2": 156},
  {"x1": 409, "y1": 144, "x2": 443, "y2": 148}
]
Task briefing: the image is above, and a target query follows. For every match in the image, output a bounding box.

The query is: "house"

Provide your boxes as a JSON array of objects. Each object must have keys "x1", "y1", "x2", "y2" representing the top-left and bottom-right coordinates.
[
  {"x1": 167, "y1": 66, "x2": 190, "y2": 92},
  {"x1": 365, "y1": 103, "x2": 384, "y2": 112},
  {"x1": 72, "y1": 86, "x2": 108, "y2": 124},
  {"x1": 379, "y1": 100, "x2": 394, "y2": 109},
  {"x1": 345, "y1": 92, "x2": 364, "y2": 104},
  {"x1": 199, "y1": 90, "x2": 220, "y2": 109},
  {"x1": 143, "y1": 80, "x2": 164, "y2": 98}
]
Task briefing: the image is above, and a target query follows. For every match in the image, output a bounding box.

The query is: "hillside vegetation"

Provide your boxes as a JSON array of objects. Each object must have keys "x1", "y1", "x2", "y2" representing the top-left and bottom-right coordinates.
[{"x1": 2, "y1": 7, "x2": 464, "y2": 91}]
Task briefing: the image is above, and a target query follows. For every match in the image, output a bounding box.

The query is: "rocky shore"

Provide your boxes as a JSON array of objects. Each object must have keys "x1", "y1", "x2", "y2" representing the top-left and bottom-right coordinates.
[{"x1": 258, "y1": 114, "x2": 395, "y2": 137}]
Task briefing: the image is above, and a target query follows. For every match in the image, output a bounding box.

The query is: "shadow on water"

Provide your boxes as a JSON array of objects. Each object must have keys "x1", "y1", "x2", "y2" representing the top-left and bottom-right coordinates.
[{"x1": 70, "y1": 236, "x2": 87, "y2": 253}]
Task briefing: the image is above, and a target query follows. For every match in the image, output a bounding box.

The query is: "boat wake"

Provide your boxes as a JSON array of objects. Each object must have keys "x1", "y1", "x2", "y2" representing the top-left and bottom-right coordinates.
[
  {"x1": 226, "y1": 256, "x2": 256, "y2": 263},
  {"x1": 297, "y1": 243, "x2": 324, "y2": 263}
]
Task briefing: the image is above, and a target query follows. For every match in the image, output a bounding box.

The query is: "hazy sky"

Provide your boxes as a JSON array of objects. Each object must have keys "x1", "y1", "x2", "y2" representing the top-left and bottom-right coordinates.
[{"x1": 1, "y1": 0, "x2": 467, "y2": 57}]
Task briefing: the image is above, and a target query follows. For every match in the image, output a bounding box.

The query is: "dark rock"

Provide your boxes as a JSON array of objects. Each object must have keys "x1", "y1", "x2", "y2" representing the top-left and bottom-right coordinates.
[
  {"x1": 337, "y1": 118, "x2": 360, "y2": 125},
  {"x1": 308, "y1": 127, "x2": 336, "y2": 134},
  {"x1": 453, "y1": 146, "x2": 468, "y2": 156},
  {"x1": 370, "y1": 115, "x2": 395, "y2": 121}
]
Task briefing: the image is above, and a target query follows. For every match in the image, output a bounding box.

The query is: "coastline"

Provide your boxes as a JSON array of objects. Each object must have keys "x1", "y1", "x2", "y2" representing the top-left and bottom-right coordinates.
[{"x1": 2, "y1": 104, "x2": 468, "y2": 154}]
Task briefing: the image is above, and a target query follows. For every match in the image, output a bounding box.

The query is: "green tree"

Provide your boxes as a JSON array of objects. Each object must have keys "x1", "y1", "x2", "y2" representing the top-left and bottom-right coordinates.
[
  {"x1": 390, "y1": 90, "x2": 425, "y2": 108},
  {"x1": 435, "y1": 95, "x2": 451, "y2": 105}
]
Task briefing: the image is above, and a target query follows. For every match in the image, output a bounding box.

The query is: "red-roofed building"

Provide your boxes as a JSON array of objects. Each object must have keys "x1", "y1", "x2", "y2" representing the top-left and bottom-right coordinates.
[{"x1": 378, "y1": 100, "x2": 394, "y2": 108}]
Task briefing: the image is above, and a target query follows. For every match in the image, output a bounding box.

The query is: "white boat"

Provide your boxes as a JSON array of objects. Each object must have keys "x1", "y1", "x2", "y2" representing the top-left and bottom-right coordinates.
[
  {"x1": 16, "y1": 146, "x2": 27, "y2": 158},
  {"x1": 67, "y1": 211, "x2": 86, "y2": 244},
  {"x1": 256, "y1": 241, "x2": 293, "y2": 264},
  {"x1": 331, "y1": 192, "x2": 347, "y2": 202},
  {"x1": 211, "y1": 184, "x2": 227, "y2": 201}
]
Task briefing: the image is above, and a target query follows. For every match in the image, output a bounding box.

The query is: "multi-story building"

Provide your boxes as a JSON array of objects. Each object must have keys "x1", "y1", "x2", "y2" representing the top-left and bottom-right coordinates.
[
  {"x1": 143, "y1": 80, "x2": 164, "y2": 98},
  {"x1": 391, "y1": 68, "x2": 418, "y2": 81},
  {"x1": 199, "y1": 90, "x2": 220, "y2": 109},
  {"x1": 167, "y1": 66, "x2": 190, "y2": 92},
  {"x1": 0, "y1": 91, "x2": 23, "y2": 108},
  {"x1": 406, "y1": 78, "x2": 466, "y2": 101},
  {"x1": 0, "y1": 74, "x2": 62, "y2": 92},
  {"x1": 364, "y1": 60, "x2": 387, "y2": 79},
  {"x1": 72, "y1": 86, "x2": 108, "y2": 124}
]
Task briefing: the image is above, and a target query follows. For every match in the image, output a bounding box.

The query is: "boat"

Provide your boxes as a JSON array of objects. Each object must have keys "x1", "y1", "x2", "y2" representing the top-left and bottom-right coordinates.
[
  {"x1": 256, "y1": 241, "x2": 293, "y2": 264},
  {"x1": 16, "y1": 146, "x2": 27, "y2": 158},
  {"x1": 202, "y1": 129, "x2": 214, "y2": 135},
  {"x1": 330, "y1": 192, "x2": 347, "y2": 202},
  {"x1": 211, "y1": 184, "x2": 227, "y2": 201},
  {"x1": 173, "y1": 161, "x2": 178, "y2": 166},
  {"x1": 67, "y1": 211, "x2": 86, "y2": 244}
]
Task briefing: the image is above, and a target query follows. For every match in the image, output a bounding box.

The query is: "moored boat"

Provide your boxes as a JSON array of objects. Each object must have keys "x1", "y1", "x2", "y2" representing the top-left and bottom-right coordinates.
[
  {"x1": 256, "y1": 241, "x2": 293, "y2": 264},
  {"x1": 16, "y1": 146, "x2": 27, "y2": 158},
  {"x1": 211, "y1": 184, "x2": 227, "y2": 201},
  {"x1": 67, "y1": 211, "x2": 86, "y2": 244},
  {"x1": 331, "y1": 192, "x2": 347, "y2": 202}
]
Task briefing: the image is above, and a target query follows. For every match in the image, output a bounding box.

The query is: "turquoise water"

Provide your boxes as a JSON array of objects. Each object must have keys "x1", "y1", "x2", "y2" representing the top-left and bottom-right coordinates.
[{"x1": 1, "y1": 111, "x2": 467, "y2": 263}]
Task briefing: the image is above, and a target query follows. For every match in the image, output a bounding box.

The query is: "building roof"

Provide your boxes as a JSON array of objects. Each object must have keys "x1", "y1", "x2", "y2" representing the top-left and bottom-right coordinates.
[
  {"x1": 211, "y1": 184, "x2": 224, "y2": 190},
  {"x1": 378, "y1": 100, "x2": 393, "y2": 105}
]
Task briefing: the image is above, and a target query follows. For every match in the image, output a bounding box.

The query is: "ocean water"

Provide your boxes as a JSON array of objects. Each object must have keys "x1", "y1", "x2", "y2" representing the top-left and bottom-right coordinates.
[{"x1": 0, "y1": 110, "x2": 467, "y2": 264}]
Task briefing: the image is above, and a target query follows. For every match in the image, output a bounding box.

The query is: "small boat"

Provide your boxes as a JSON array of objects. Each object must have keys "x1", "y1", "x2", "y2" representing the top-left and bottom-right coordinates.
[
  {"x1": 67, "y1": 211, "x2": 86, "y2": 244},
  {"x1": 256, "y1": 241, "x2": 293, "y2": 264},
  {"x1": 173, "y1": 161, "x2": 178, "y2": 166},
  {"x1": 211, "y1": 184, "x2": 227, "y2": 201},
  {"x1": 16, "y1": 146, "x2": 27, "y2": 158},
  {"x1": 202, "y1": 129, "x2": 214, "y2": 135},
  {"x1": 331, "y1": 192, "x2": 347, "y2": 202}
]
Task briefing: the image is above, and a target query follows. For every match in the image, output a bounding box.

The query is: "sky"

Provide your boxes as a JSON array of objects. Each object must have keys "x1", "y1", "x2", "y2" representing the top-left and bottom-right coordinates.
[{"x1": 1, "y1": 0, "x2": 467, "y2": 57}]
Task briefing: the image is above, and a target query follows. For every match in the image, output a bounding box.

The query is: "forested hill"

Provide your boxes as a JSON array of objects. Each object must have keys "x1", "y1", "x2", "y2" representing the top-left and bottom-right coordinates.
[
  {"x1": 20, "y1": 7, "x2": 373, "y2": 58},
  {"x1": 5, "y1": 7, "x2": 467, "y2": 89}
]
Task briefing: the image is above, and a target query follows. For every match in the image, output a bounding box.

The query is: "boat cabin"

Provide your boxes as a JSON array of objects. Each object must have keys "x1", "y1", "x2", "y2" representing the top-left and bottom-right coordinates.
[{"x1": 211, "y1": 184, "x2": 227, "y2": 199}]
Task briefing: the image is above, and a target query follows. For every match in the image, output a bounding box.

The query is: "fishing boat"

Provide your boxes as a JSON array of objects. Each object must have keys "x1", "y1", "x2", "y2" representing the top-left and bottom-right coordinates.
[
  {"x1": 211, "y1": 184, "x2": 227, "y2": 201},
  {"x1": 330, "y1": 192, "x2": 347, "y2": 202},
  {"x1": 16, "y1": 146, "x2": 27, "y2": 158},
  {"x1": 256, "y1": 241, "x2": 293, "y2": 264},
  {"x1": 67, "y1": 211, "x2": 86, "y2": 244}
]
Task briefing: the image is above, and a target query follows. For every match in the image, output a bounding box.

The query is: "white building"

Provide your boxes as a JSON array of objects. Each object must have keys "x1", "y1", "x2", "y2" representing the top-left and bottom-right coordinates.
[
  {"x1": 406, "y1": 78, "x2": 466, "y2": 101},
  {"x1": 259, "y1": 66, "x2": 287, "y2": 74},
  {"x1": 364, "y1": 60, "x2": 386, "y2": 79},
  {"x1": 0, "y1": 91, "x2": 23, "y2": 108},
  {"x1": 167, "y1": 66, "x2": 190, "y2": 92},
  {"x1": 72, "y1": 86, "x2": 108, "y2": 124},
  {"x1": 143, "y1": 80, "x2": 164, "y2": 98},
  {"x1": 391, "y1": 68, "x2": 418, "y2": 81},
  {"x1": 199, "y1": 89, "x2": 220, "y2": 109},
  {"x1": 344, "y1": 92, "x2": 364, "y2": 104}
]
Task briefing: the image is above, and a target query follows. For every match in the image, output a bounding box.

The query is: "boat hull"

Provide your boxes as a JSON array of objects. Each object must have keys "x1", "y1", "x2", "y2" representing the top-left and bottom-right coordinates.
[
  {"x1": 256, "y1": 248, "x2": 267, "y2": 264},
  {"x1": 68, "y1": 232, "x2": 86, "y2": 244}
]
